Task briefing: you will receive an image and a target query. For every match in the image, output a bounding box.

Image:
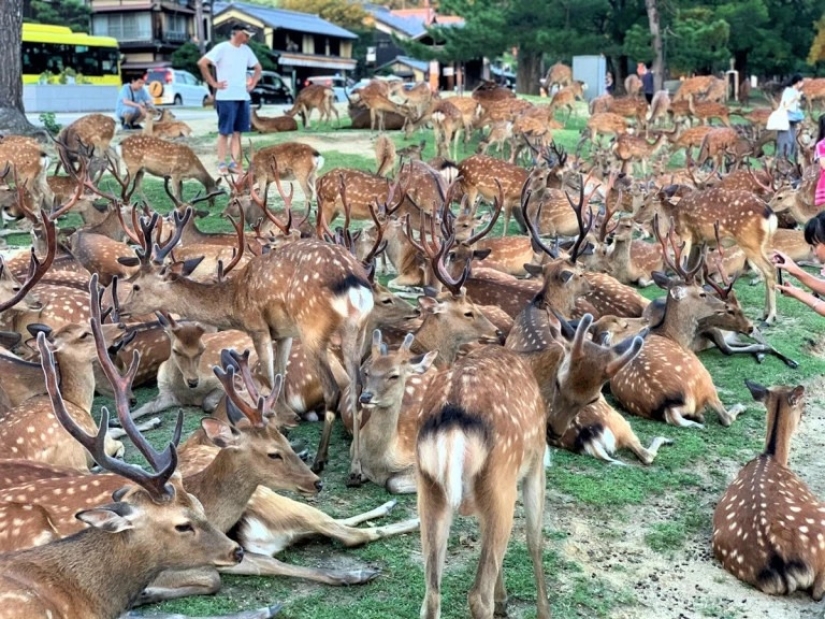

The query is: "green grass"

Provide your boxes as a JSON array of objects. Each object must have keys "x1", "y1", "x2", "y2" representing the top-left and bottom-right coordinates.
[{"x1": 20, "y1": 96, "x2": 824, "y2": 618}]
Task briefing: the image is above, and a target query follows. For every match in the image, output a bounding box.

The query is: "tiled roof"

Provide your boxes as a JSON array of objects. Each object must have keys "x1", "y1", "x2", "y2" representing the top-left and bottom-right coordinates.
[
  {"x1": 213, "y1": 1, "x2": 358, "y2": 40},
  {"x1": 364, "y1": 3, "x2": 463, "y2": 39}
]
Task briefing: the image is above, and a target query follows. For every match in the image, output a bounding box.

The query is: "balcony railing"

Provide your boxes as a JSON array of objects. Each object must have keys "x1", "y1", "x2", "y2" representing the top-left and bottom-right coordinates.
[{"x1": 164, "y1": 30, "x2": 188, "y2": 42}]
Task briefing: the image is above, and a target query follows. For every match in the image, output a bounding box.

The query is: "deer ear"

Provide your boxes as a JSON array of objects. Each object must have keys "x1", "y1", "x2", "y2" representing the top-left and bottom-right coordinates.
[
  {"x1": 418, "y1": 296, "x2": 441, "y2": 314},
  {"x1": 669, "y1": 286, "x2": 687, "y2": 301},
  {"x1": 788, "y1": 385, "x2": 805, "y2": 406},
  {"x1": 76, "y1": 503, "x2": 136, "y2": 533},
  {"x1": 560, "y1": 270, "x2": 574, "y2": 283},
  {"x1": 409, "y1": 350, "x2": 438, "y2": 374},
  {"x1": 180, "y1": 256, "x2": 205, "y2": 276},
  {"x1": 651, "y1": 271, "x2": 672, "y2": 289},
  {"x1": 523, "y1": 263, "x2": 543, "y2": 276},
  {"x1": 201, "y1": 417, "x2": 240, "y2": 448},
  {"x1": 117, "y1": 256, "x2": 140, "y2": 267},
  {"x1": 473, "y1": 248, "x2": 492, "y2": 261},
  {"x1": 745, "y1": 379, "x2": 768, "y2": 403}
]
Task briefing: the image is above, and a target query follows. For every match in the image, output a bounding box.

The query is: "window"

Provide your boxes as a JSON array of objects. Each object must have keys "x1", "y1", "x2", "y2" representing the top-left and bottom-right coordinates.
[
  {"x1": 21, "y1": 41, "x2": 119, "y2": 77},
  {"x1": 166, "y1": 14, "x2": 188, "y2": 41},
  {"x1": 93, "y1": 13, "x2": 152, "y2": 42}
]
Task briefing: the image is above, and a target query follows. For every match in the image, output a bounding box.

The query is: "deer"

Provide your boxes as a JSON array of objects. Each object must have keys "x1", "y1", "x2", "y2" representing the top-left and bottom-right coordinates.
[
  {"x1": 0, "y1": 141, "x2": 53, "y2": 207},
  {"x1": 476, "y1": 120, "x2": 514, "y2": 158},
  {"x1": 673, "y1": 75, "x2": 717, "y2": 102},
  {"x1": 545, "y1": 61, "x2": 573, "y2": 91},
  {"x1": 429, "y1": 99, "x2": 465, "y2": 159},
  {"x1": 688, "y1": 94, "x2": 732, "y2": 126},
  {"x1": 581, "y1": 112, "x2": 629, "y2": 149},
  {"x1": 116, "y1": 208, "x2": 375, "y2": 485},
  {"x1": 610, "y1": 132, "x2": 668, "y2": 174},
  {"x1": 388, "y1": 80, "x2": 434, "y2": 118},
  {"x1": 624, "y1": 74, "x2": 642, "y2": 98},
  {"x1": 800, "y1": 77, "x2": 825, "y2": 115},
  {"x1": 647, "y1": 90, "x2": 672, "y2": 128},
  {"x1": 712, "y1": 380, "x2": 825, "y2": 600},
  {"x1": 0, "y1": 324, "x2": 244, "y2": 619},
  {"x1": 142, "y1": 110, "x2": 193, "y2": 139},
  {"x1": 417, "y1": 313, "x2": 644, "y2": 619},
  {"x1": 55, "y1": 113, "x2": 117, "y2": 175},
  {"x1": 284, "y1": 84, "x2": 336, "y2": 128},
  {"x1": 548, "y1": 81, "x2": 585, "y2": 124},
  {"x1": 248, "y1": 142, "x2": 324, "y2": 210},
  {"x1": 374, "y1": 133, "x2": 397, "y2": 177},
  {"x1": 116, "y1": 134, "x2": 221, "y2": 206},
  {"x1": 608, "y1": 233, "x2": 747, "y2": 428},
  {"x1": 358, "y1": 87, "x2": 411, "y2": 132},
  {"x1": 456, "y1": 154, "x2": 529, "y2": 235},
  {"x1": 250, "y1": 104, "x2": 299, "y2": 133},
  {"x1": 651, "y1": 186, "x2": 779, "y2": 323}
]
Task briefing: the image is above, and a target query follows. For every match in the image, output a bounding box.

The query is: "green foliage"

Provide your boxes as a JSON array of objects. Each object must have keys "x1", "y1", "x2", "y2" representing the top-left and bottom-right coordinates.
[
  {"x1": 25, "y1": 0, "x2": 91, "y2": 33},
  {"x1": 171, "y1": 42, "x2": 204, "y2": 77},
  {"x1": 248, "y1": 40, "x2": 281, "y2": 72},
  {"x1": 38, "y1": 112, "x2": 61, "y2": 134},
  {"x1": 666, "y1": 10, "x2": 731, "y2": 75}
]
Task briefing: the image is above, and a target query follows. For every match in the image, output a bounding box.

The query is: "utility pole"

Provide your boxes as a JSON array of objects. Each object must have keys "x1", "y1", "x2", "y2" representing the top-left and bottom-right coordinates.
[{"x1": 194, "y1": 0, "x2": 205, "y2": 54}]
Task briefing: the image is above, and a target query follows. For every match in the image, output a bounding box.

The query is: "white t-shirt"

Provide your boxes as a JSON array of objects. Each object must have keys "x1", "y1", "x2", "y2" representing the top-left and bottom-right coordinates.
[{"x1": 205, "y1": 41, "x2": 259, "y2": 101}]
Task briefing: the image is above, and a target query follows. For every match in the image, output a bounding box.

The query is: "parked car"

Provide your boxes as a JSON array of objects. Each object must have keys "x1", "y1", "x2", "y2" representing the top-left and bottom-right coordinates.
[
  {"x1": 146, "y1": 68, "x2": 211, "y2": 106},
  {"x1": 303, "y1": 75, "x2": 354, "y2": 102},
  {"x1": 248, "y1": 71, "x2": 294, "y2": 106}
]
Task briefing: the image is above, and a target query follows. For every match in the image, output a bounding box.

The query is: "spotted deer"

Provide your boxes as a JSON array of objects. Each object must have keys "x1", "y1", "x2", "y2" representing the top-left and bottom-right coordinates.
[
  {"x1": 0, "y1": 141, "x2": 53, "y2": 207},
  {"x1": 0, "y1": 277, "x2": 125, "y2": 470},
  {"x1": 608, "y1": 239, "x2": 746, "y2": 428},
  {"x1": 358, "y1": 87, "x2": 411, "y2": 132},
  {"x1": 548, "y1": 82, "x2": 585, "y2": 124},
  {"x1": 457, "y1": 154, "x2": 529, "y2": 235},
  {"x1": 581, "y1": 112, "x2": 629, "y2": 148},
  {"x1": 673, "y1": 75, "x2": 718, "y2": 102},
  {"x1": 251, "y1": 105, "x2": 299, "y2": 133},
  {"x1": 284, "y1": 84, "x2": 336, "y2": 128},
  {"x1": 142, "y1": 110, "x2": 193, "y2": 139},
  {"x1": 116, "y1": 134, "x2": 221, "y2": 205},
  {"x1": 711, "y1": 380, "x2": 825, "y2": 599},
  {"x1": 688, "y1": 95, "x2": 732, "y2": 126},
  {"x1": 249, "y1": 142, "x2": 324, "y2": 209},
  {"x1": 652, "y1": 186, "x2": 779, "y2": 322},
  {"x1": 55, "y1": 113, "x2": 117, "y2": 175},
  {"x1": 0, "y1": 324, "x2": 244, "y2": 619},
  {"x1": 610, "y1": 132, "x2": 668, "y2": 174},
  {"x1": 545, "y1": 62, "x2": 573, "y2": 91},
  {"x1": 117, "y1": 208, "x2": 374, "y2": 485},
  {"x1": 418, "y1": 315, "x2": 643, "y2": 619}
]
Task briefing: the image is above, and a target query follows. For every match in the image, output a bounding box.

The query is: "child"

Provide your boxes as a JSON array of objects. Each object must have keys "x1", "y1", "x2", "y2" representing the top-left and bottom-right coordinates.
[
  {"x1": 773, "y1": 211, "x2": 825, "y2": 315},
  {"x1": 815, "y1": 114, "x2": 825, "y2": 206}
]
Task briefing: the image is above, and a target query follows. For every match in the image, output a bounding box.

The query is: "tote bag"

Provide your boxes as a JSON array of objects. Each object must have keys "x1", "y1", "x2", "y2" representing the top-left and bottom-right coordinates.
[{"x1": 766, "y1": 108, "x2": 789, "y2": 131}]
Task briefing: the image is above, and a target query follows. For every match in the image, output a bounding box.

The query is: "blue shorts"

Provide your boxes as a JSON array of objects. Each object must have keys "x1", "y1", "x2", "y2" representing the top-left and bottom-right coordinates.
[{"x1": 216, "y1": 100, "x2": 250, "y2": 135}]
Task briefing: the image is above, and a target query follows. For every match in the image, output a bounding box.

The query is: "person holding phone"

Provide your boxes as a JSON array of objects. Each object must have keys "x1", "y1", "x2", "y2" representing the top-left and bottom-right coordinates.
[{"x1": 773, "y1": 211, "x2": 825, "y2": 315}]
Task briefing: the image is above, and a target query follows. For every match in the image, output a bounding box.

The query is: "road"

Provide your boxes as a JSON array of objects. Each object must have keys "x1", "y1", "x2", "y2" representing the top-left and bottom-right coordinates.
[{"x1": 25, "y1": 107, "x2": 218, "y2": 128}]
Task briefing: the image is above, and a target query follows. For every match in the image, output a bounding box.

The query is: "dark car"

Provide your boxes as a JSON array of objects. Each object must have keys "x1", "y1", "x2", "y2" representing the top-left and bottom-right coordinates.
[{"x1": 249, "y1": 71, "x2": 294, "y2": 106}]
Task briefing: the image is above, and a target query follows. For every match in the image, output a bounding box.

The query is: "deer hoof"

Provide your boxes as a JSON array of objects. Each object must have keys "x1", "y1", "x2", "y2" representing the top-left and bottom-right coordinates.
[
  {"x1": 311, "y1": 459, "x2": 326, "y2": 474},
  {"x1": 346, "y1": 472, "x2": 365, "y2": 488}
]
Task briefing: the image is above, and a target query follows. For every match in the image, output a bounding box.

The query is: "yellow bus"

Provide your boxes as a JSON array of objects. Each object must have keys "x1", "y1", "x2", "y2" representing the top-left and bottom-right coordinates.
[{"x1": 21, "y1": 23, "x2": 120, "y2": 85}]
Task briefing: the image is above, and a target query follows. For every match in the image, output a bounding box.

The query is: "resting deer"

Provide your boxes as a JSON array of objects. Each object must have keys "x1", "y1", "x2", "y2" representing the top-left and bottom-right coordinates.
[
  {"x1": 417, "y1": 315, "x2": 644, "y2": 619},
  {"x1": 712, "y1": 380, "x2": 825, "y2": 599},
  {"x1": 117, "y1": 208, "x2": 374, "y2": 486},
  {"x1": 609, "y1": 234, "x2": 746, "y2": 428},
  {"x1": 0, "y1": 324, "x2": 244, "y2": 619},
  {"x1": 251, "y1": 105, "x2": 299, "y2": 133}
]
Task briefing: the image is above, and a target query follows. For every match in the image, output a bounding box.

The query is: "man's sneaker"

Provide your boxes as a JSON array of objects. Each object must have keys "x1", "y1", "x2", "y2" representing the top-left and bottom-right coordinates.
[
  {"x1": 228, "y1": 161, "x2": 242, "y2": 174},
  {"x1": 217, "y1": 162, "x2": 229, "y2": 175}
]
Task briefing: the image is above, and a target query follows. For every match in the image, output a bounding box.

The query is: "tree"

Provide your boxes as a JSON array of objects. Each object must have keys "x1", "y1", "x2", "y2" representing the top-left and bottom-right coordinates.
[
  {"x1": 645, "y1": 0, "x2": 663, "y2": 90},
  {"x1": 276, "y1": 0, "x2": 369, "y2": 31},
  {"x1": 1, "y1": 0, "x2": 38, "y2": 134},
  {"x1": 25, "y1": 0, "x2": 90, "y2": 33}
]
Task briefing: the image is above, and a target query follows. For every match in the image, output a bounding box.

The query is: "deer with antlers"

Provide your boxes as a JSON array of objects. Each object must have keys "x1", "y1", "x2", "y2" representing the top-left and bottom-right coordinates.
[
  {"x1": 653, "y1": 186, "x2": 779, "y2": 322},
  {"x1": 712, "y1": 380, "x2": 825, "y2": 599},
  {"x1": 117, "y1": 208, "x2": 375, "y2": 485},
  {"x1": 608, "y1": 229, "x2": 747, "y2": 428},
  {"x1": 0, "y1": 314, "x2": 245, "y2": 619}
]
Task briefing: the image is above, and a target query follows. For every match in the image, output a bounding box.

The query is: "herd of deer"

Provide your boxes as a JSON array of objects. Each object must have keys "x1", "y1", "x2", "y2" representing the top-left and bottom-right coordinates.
[{"x1": 0, "y1": 64, "x2": 824, "y2": 619}]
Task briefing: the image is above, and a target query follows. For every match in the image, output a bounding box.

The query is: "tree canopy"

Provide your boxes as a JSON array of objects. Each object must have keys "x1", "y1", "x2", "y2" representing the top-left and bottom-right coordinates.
[{"x1": 24, "y1": 0, "x2": 91, "y2": 34}]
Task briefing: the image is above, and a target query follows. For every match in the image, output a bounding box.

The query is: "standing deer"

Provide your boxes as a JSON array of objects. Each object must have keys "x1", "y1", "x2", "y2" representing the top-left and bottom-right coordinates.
[
  {"x1": 249, "y1": 142, "x2": 324, "y2": 209},
  {"x1": 417, "y1": 315, "x2": 644, "y2": 619},
  {"x1": 118, "y1": 208, "x2": 374, "y2": 485},
  {"x1": 712, "y1": 381, "x2": 825, "y2": 599},
  {"x1": 284, "y1": 84, "x2": 336, "y2": 128}
]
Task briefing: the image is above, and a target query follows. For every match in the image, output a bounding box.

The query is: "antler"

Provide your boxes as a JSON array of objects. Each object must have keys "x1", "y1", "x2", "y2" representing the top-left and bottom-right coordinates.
[
  {"x1": 653, "y1": 213, "x2": 705, "y2": 284},
  {"x1": 213, "y1": 348, "x2": 283, "y2": 427},
  {"x1": 38, "y1": 273, "x2": 181, "y2": 501},
  {"x1": 0, "y1": 208, "x2": 56, "y2": 313},
  {"x1": 217, "y1": 208, "x2": 246, "y2": 281},
  {"x1": 520, "y1": 184, "x2": 558, "y2": 259},
  {"x1": 565, "y1": 173, "x2": 596, "y2": 264},
  {"x1": 463, "y1": 180, "x2": 503, "y2": 246},
  {"x1": 137, "y1": 207, "x2": 192, "y2": 265}
]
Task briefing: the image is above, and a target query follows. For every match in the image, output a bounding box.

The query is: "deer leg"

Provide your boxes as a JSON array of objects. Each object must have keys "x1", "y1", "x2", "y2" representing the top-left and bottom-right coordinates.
[
  {"x1": 132, "y1": 567, "x2": 221, "y2": 606},
  {"x1": 664, "y1": 406, "x2": 705, "y2": 429},
  {"x1": 133, "y1": 169, "x2": 147, "y2": 204},
  {"x1": 251, "y1": 330, "x2": 276, "y2": 391},
  {"x1": 469, "y1": 482, "x2": 516, "y2": 619},
  {"x1": 127, "y1": 390, "x2": 180, "y2": 421},
  {"x1": 521, "y1": 457, "x2": 550, "y2": 619},
  {"x1": 707, "y1": 396, "x2": 745, "y2": 427},
  {"x1": 220, "y1": 551, "x2": 379, "y2": 585},
  {"x1": 385, "y1": 471, "x2": 418, "y2": 494},
  {"x1": 343, "y1": 323, "x2": 368, "y2": 487},
  {"x1": 418, "y1": 478, "x2": 452, "y2": 619}
]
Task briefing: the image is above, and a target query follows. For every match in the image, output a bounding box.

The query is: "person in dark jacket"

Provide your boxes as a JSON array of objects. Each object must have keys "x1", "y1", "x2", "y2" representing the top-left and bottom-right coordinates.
[{"x1": 638, "y1": 62, "x2": 654, "y2": 105}]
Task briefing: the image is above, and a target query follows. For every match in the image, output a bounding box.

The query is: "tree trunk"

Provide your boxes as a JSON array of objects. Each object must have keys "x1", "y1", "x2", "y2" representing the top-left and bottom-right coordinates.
[
  {"x1": 0, "y1": 0, "x2": 38, "y2": 135},
  {"x1": 516, "y1": 48, "x2": 542, "y2": 96},
  {"x1": 645, "y1": 0, "x2": 663, "y2": 92}
]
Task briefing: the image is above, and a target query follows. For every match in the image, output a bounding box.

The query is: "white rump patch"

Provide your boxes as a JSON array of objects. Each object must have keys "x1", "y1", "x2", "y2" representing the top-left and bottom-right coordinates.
[
  {"x1": 315, "y1": 154, "x2": 325, "y2": 171},
  {"x1": 331, "y1": 285, "x2": 374, "y2": 318}
]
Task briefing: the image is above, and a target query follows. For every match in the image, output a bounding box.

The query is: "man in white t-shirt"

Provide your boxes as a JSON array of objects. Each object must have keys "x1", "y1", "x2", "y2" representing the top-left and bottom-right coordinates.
[{"x1": 198, "y1": 25, "x2": 262, "y2": 175}]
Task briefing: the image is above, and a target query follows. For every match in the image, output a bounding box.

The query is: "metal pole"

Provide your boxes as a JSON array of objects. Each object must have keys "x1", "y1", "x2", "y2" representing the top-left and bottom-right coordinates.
[{"x1": 195, "y1": 0, "x2": 205, "y2": 54}]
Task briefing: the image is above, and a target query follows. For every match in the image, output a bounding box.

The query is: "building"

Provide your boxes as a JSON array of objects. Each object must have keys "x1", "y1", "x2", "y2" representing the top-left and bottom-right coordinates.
[
  {"x1": 363, "y1": 4, "x2": 483, "y2": 91},
  {"x1": 212, "y1": 1, "x2": 357, "y2": 92},
  {"x1": 88, "y1": 0, "x2": 211, "y2": 76}
]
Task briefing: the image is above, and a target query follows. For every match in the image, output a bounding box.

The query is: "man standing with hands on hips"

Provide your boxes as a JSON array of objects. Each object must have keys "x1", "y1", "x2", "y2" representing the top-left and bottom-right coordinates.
[{"x1": 198, "y1": 25, "x2": 262, "y2": 175}]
